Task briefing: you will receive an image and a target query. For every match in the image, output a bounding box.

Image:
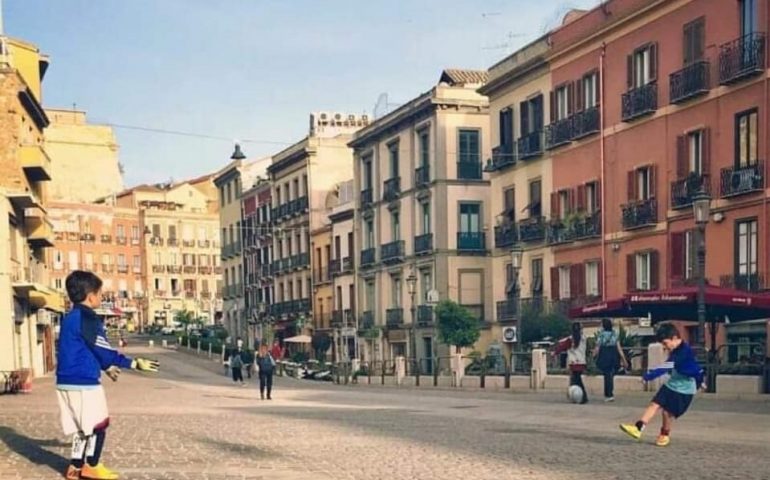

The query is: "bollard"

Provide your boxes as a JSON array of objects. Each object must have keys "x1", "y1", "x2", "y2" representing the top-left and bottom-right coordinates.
[
  {"x1": 504, "y1": 356, "x2": 511, "y2": 389},
  {"x1": 531, "y1": 348, "x2": 547, "y2": 390},
  {"x1": 197, "y1": 341, "x2": 201, "y2": 355},
  {"x1": 208, "y1": 343, "x2": 212, "y2": 358},
  {"x1": 433, "y1": 357, "x2": 439, "y2": 387},
  {"x1": 381, "y1": 361, "x2": 386, "y2": 385},
  {"x1": 162, "y1": 339, "x2": 168, "y2": 348},
  {"x1": 148, "y1": 339, "x2": 154, "y2": 348}
]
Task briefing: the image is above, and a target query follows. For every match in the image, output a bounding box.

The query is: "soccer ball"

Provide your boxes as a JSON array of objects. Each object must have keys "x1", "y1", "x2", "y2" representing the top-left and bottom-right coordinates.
[{"x1": 567, "y1": 385, "x2": 584, "y2": 404}]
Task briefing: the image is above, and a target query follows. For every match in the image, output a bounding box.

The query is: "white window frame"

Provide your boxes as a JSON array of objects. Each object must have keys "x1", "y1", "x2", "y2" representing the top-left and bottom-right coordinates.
[
  {"x1": 737, "y1": 219, "x2": 758, "y2": 276},
  {"x1": 584, "y1": 72, "x2": 598, "y2": 108},
  {"x1": 586, "y1": 182, "x2": 597, "y2": 214},
  {"x1": 633, "y1": 47, "x2": 652, "y2": 88},
  {"x1": 559, "y1": 190, "x2": 569, "y2": 219},
  {"x1": 689, "y1": 130, "x2": 703, "y2": 175},
  {"x1": 637, "y1": 167, "x2": 652, "y2": 201},
  {"x1": 391, "y1": 275, "x2": 402, "y2": 308},
  {"x1": 558, "y1": 266, "x2": 571, "y2": 299},
  {"x1": 636, "y1": 252, "x2": 652, "y2": 291},
  {"x1": 556, "y1": 85, "x2": 569, "y2": 120},
  {"x1": 585, "y1": 261, "x2": 599, "y2": 297}
]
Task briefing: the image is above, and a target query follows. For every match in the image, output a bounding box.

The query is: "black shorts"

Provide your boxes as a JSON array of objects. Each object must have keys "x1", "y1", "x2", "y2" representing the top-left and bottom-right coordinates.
[{"x1": 652, "y1": 385, "x2": 693, "y2": 418}]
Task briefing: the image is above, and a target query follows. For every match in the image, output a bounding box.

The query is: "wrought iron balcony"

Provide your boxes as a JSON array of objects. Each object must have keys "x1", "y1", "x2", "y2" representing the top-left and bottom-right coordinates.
[
  {"x1": 496, "y1": 299, "x2": 518, "y2": 323},
  {"x1": 545, "y1": 117, "x2": 573, "y2": 149},
  {"x1": 415, "y1": 165, "x2": 430, "y2": 187},
  {"x1": 361, "y1": 311, "x2": 375, "y2": 330},
  {"x1": 294, "y1": 252, "x2": 310, "y2": 269},
  {"x1": 331, "y1": 310, "x2": 344, "y2": 328},
  {"x1": 720, "y1": 273, "x2": 766, "y2": 293},
  {"x1": 414, "y1": 233, "x2": 433, "y2": 255},
  {"x1": 622, "y1": 82, "x2": 658, "y2": 121},
  {"x1": 484, "y1": 144, "x2": 516, "y2": 172},
  {"x1": 720, "y1": 163, "x2": 764, "y2": 198},
  {"x1": 719, "y1": 32, "x2": 766, "y2": 85},
  {"x1": 517, "y1": 131, "x2": 543, "y2": 160},
  {"x1": 314, "y1": 266, "x2": 331, "y2": 284},
  {"x1": 518, "y1": 216, "x2": 546, "y2": 243},
  {"x1": 381, "y1": 240, "x2": 405, "y2": 263},
  {"x1": 342, "y1": 256, "x2": 353, "y2": 272},
  {"x1": 671, "y1": 174, "x2": 711, "y2": 209},
  {"x1": 386, "y1": 308, "x2": 404, "y2": 327},
  {"x1": 295, "y1": 196, "x2": 309, "y2": 214},
  {"x1": 360, "y1": 247, "x2": 376, "y2": 267},
  {"x1": 330, "y1": 259, "x2": 341, "y2": 276},
  {"x1": 417, "y1": 305, "x2": 434, "y2": 327},
  {"x1": 360, "y1": 188, "x2": 373, "y2": 208},
  {"x1": 547, "y1": 213, "x2": 601, "y2": 244},
  {"x1": 494, "y1": 223, "x2": 517, "y2": 248},
  {"x1": 116, "y1": 236, "x2": 128, "y2": 245},
  {"x1": 259, "y1": 264, "x2": 272, "y2": 277},
  {"x1": 621, "y1": 198, "x2": 657, "y2": 230},
  {"x1": 457, "y1": 232, "x2": 485, "y2": 252},
  {"x1": 571, "y1": 107, "x2": 600, "y2": 139},
  {"x1": 670, "y1": 61, "x2": 710, "y2": 104},
  {"x1": 383, "y1": 177, "x2": 401, "y2": 202},
  {"x1": 457, "y1": 160, "x2": 482, "y2": 180}
]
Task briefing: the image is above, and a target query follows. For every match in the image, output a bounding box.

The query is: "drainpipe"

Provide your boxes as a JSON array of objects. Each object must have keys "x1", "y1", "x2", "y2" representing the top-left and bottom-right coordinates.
[
  {"x1": 600, "y1": 43, "x2": 607, "y2": 300},
  {"x1": 764, "y1": 5, "x2": 769, "y2": 289}
]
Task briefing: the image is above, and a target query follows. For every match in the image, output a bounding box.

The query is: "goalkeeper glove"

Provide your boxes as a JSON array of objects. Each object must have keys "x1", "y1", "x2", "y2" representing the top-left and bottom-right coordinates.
[{"x1": 132, "y1": 357, "x2": 160, "y2": 372}]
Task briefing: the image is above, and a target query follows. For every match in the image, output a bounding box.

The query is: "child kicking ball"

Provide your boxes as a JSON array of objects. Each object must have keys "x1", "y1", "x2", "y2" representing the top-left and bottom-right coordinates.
[{"x1": 620, "y1": 323, "x2": 705, "y2": 447}]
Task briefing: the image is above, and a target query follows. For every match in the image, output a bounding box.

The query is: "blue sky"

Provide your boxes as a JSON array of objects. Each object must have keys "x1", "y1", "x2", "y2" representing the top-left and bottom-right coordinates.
[{"x1": 5, "y1": 0, "x2": 599, "y2": 187}]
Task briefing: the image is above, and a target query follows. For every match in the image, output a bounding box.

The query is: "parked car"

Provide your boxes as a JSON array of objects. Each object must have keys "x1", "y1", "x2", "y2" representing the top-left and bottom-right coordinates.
[{"x1": 160, "y1": 326, "x2": 177, "y2": 335}]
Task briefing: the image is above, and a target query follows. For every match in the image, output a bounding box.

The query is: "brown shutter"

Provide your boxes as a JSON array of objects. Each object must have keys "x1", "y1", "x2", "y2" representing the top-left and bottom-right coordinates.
[
  {"x1": 627, "y1": 170, "x2": 636, "y2": 201},
  {"x1": 676, "y1": 135, "x2": 688, "y2": 179},
  {"x1": 595, "y1": 181, "x2": 602, "y2": 210},
  {"x1": 577, "y1": 185, "x2": 586, "y2": 212},
  {"x1": 694, "y1": 19, "x2": 705, "y2": 62},
  {"x1": 702, "y1": 128, "x2": 711, "y2": 176},
  {"x1": 649, "y1": 43, "x2": 658, "y2": 82},
  {"x1": 626, "y1": 54, "x2": 634, "y2": 90},
  {"x1": 549, "y1": 90, "x2": 556, "y2": 123},
  {"x1": 520, "y1": 101, "x2": 530, "y2": 135},
  {"x1": 551, "y1": 266, "x2": 560, "y2": 300},
  {"x1": 551, "y1": 192, "x2": 560, "y2": 219},
  {"x1": 650, "y1": 165, "x2": 657, "y2": 199},
  {"x1": 568, "y1": 82, "x2": 576, "y2": 115},
  {"x1": 670, "y1": 232, "x2": 685, "y2": 282},
  {"x1": 575, "y1": 78, "x2": 584, "y2": 112},
  {"x1": 594, "y1": 71, "x2": 601, "y2": 107},
  {"x1": 683, "y1": 22, "x2": 693, "y2": 65},
  {"x1": 650, "y1": 250, "x2": 660, "y2": 290},
  {"x1": 626, "y1": 254, "x2": 636, "y2": 292},
  {"x1": 570, "y1": 264, "x2": 580, "y2": 299},
  {"x1": 597, "y1": 260, "x2": 604, "y2": 298}
]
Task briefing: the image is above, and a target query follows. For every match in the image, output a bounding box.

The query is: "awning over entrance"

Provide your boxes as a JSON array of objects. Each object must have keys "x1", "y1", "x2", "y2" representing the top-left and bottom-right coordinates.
[
  {"x1": 12, "y1": 282, "x2": 65, "y2": 313},
  {"x1": 569, "y1": 285, "x2": 770, "y2": 323}
]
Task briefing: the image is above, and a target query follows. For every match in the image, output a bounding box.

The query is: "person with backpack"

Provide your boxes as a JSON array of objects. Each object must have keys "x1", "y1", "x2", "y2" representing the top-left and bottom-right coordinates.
[
  {"x1": 229, "y1": 345, "x2": 245, "y2": 387},
  {"x1": 256, "y1": 344, "x2": 276, "y2": 400},
  {"x1": 593, "y1": 318, "x2": 629, "y2": 402}
]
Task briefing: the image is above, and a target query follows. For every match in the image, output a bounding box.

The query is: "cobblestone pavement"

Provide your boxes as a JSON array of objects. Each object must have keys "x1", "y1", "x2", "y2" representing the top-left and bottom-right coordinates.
[{"x1": 1, "y1": 345, "x2": 769, "y2": 480}]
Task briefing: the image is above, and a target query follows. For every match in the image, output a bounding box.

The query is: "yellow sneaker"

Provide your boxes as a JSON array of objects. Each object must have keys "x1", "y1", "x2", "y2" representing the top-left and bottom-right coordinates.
[
  {"x1": 80, "y1": 463, "x2": 119, "y2": 480},
  {"x1": 64, "y1": 464, "x2": 81, "y2": 480},
  {"x1": 655, "y1": 434, "x2": 671, "y2": 447},
  {"x1": 619, "y1": 423, "x2": 643, "y2": 440}
]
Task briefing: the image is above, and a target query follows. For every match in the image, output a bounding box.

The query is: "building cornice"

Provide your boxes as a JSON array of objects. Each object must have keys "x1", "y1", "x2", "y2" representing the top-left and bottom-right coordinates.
[
  {"x1": 268, "y1": 138, "x2": 311, "y2": 176},
  {"x1": 329, "y1": 208, "x2": 354, "y2": 223}
]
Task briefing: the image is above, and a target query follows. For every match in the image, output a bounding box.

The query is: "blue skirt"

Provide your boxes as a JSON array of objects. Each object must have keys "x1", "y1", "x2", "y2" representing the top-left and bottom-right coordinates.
[{"x1": 652, "y1": 385, "x2": 693, "y2": 418}]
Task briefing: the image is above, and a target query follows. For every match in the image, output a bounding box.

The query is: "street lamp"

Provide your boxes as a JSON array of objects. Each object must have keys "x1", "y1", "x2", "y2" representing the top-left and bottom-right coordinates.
[
  {"x1": 692, "y1": 187, "x2": 713, "y2": 392},
  {"x1": 406, "y1": 267, "x2": 418, "y2": 385}
]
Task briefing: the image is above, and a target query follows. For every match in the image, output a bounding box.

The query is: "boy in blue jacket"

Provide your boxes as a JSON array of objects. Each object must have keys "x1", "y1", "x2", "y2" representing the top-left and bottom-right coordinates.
[
  {"x1": 56, "y1": 271, "x2": 159, "y2": 480},
  {"x1": 620, "y1": 323, "x2": 705, "y2": 447}
]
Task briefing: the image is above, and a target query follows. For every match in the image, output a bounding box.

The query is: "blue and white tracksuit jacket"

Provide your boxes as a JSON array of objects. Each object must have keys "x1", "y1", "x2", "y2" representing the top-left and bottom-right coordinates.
[{"x1": 643, "y1": 342, "x2": 704, "y2": 395}]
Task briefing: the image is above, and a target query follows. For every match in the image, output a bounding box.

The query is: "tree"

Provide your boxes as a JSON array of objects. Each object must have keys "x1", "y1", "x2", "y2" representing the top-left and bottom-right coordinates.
[
  {"x1": 174, "y1": 310, "x2": 198, "y2": 332},
  {"x1": 519, "y1": 303, "x2": 571, "y2": 346},
  {"x1": 311, "y1": 332, "x2": 332, "y2": 360},
  {"x1": 435, "y1": 300, "x2": 480, "y2": 353}
]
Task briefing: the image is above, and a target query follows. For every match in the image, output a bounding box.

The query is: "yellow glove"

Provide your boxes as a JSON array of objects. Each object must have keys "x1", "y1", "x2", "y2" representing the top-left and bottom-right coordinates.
[
  {"x1": 105, "y1": 366, "x2": 121, "y2": 382},
  {"x1": 132, "y1": 357, "x2": 160, "y2": 372}
]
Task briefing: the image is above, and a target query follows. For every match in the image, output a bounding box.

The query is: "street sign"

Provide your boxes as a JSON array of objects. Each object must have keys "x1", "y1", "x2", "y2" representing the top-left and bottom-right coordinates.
[
  {"x1": 341, "y1": 327, "x2": 356, "y2": 337},
  {"x1": 426, "y1": 289, "x2": 439, "y2": 305}
]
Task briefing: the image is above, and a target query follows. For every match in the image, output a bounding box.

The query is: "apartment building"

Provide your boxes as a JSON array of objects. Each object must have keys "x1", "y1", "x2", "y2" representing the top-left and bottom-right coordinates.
[
  {"x1": 350, "y1": 70, "x2": 490, "y2": 362},
  {"x1": 328, "y1": 179, "x2": 357, "y2": 361},
  {"x1": 267, "y1": 113, "x2": 368, "y2": 341},
  {"x1": 242, "y1": 177, "x2": 273, "y2": 345}
]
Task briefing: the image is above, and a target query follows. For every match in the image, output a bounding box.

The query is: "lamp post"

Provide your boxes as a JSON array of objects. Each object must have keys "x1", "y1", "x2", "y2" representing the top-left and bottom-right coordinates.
[
  {"x1": 406, "y1": 268, "x2": 418, "y2": 385},
  {"x1": 692, "y1": 187, "x2": 713, "y2": 392},
  {"x1": 509, "y1": 245, "x2": 524, "y2": 372}
]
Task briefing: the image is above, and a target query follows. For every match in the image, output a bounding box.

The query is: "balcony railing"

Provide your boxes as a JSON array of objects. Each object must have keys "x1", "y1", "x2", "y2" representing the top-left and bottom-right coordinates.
[
  {"x1": 622, "y1": 82, "x2": 657, "y2": 121},
  {"x1": 198, "y1": 266, "x2": 213, "y2": 275},
  {"x1": 496, "y1": 299, "x2": 518, "y2": 323},
  {"x1": 314, "y1": 266, "x2": 331, "y2": 284},
  {"x1": 416, "y1": 305, "x2": 434, "y2": 327},
  {"x1": 361, "y1": 311, "x2": 374, "y2": 330},
  {"x1": 547, "y1": 213, "x2": 601, "y2": 244},
  {"x1": 518, "y1": 216, "x2": 546, "y2": 243},
  {"x1": 671, "y1": 174, "x2": 711, "y2": 209},
  {"x1": 183, "y1": 266, "x2": 196, "y2": 274},
  {"x1": 342, "y1": 256, "x2": 353, "y2": 272},
  {"x1": 259, "y1": 264, "x2": 272, "y2": 277},
  {"x1": 457, "y1": 160, "x2": 482, "y2": 180},
  {"x1": 720, "y1": 273, "x2": 766, "y2": 293},
  {"x1": 415, "y1": 165, "x2": 430, "y2": 187},
  {"x1": 115, "y1": 236, "x2": 128, "y2": 245},
  {"x1": 167, "y1": 265, "x2": 183, "y2": 274},
  {"x1": 361, "y1": 188, "x2": 373, "y2": 208},
  {"x1": 621, "y1": 198, "x2": 657, "y2": 230},
  {"x1": 330, "y1": 259, "x2": 341, "y2": 276},
  {"x1": 484, "y1": 144, "x2": 516, "y2": 172},
  {"x1": 571, "y1": 107, "x2": 600, "y2": 139},
  {"x1": 152, "y1": 265, "x2": 164, "y2": 273},
  {"x1": 719, "y1": 32, "x2": 766, "y2": 85},
  {"x1": 457, "y1": 232, "x2": 485, "y2": 252},
  {"x1": 494, "y1": 223, "x2": 517, "y2": 248},
  {"x1": 360, "y1": 247, "x2": 376, "y2": 267},
  {"x1": 670, "y1": 61, "x2": 710, "y2": 104},
  {"x1": 517, "y1": 131, "x2": 543, "y2": 160},
  {"x1": 545, "y1": 117, "x2": 573, "y2": 149},
  {"x1": 386, "y1": 308, "x2": 404, "y2": 327},
  {"x1": 383, "y1": 177, "x2": 401, "y2": 202},
  {"x1": 183, "y1": 240, "x2": 195, "y2": 248},
  {"x1": 168, "y1": 238, "x2": 179, "y2": 247},
  {"x1": 414, "y1": 233, "x2": 433, "y2": 255},
  {"x1": 294, "y1": 196, "x2": 309, "y2": 214},
  {"x1": 294, "y1": 252, "x2": 310, "y2": 269},
  {"x1": 116, "y1": 265, "x2": 129, "y2": 274},
  {"x1": 381, "y1": 240, "x2": 405, "y2": 263},
  {"x1": 100, "y1": 234, "x2": 112, "y2": 243},
  {"x1": 331, "y1": 310, "x2": 344, "y2": 328},
  {"x1": 720, "y1": 163, "x2": 764, "y2": 198}
]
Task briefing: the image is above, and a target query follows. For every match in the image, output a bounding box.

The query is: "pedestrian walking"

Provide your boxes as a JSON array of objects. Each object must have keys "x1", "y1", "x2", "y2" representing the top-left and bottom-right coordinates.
[
  {"x1": 57, "y1": 271, "x2": 159, "y2": 480},
  {"x1": 593, "y1": 318, "x2": 629, "y2": 402},
  {"x1": 256, "y1": 344, "x2": 276, "y2": 400},
  {"x1": 270, "y1": 339, "x2": 284, "y2": 361},
  {"x1": 230, "y1": 346, "x2": 245, "y2": 386},
  {"x1": 620, "y1": 324, "x2": 705, "y2": 447},
  {"x1": 553, "y1": 322, "x2": 588, "y2": 404}
]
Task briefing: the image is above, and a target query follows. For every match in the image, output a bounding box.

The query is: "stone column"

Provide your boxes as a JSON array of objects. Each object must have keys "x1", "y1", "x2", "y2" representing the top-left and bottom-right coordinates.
[
  {"x1": 531, "y1": 348, "x2": 547, "y2": 390},
  {"x1": 450, "y1": 353, "x2": 464, "y2": 388},
  {"x1": 647, "y1": 342, "x2": 666, "y2": 392},
  {"x1": 395, "y1": 356, "x2": 406, "y2": 385}
]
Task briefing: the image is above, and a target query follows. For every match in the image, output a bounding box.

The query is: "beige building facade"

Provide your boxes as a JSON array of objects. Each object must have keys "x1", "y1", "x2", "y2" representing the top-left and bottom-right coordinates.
[
  {"x1": 328, "y1": 179, "x2": 357, "y2": 361},
  {"x1": 44, "y1": 108, "x2": 123, "y2": 203},
  {"x1": 350, "y1": 70, "x2": 491, "y2": 364}
]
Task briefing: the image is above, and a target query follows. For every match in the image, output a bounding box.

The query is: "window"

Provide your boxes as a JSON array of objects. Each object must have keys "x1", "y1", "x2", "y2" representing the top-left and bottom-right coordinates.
[
  {"x1": 499, "y1": 107, "x2": 514, "y2": 147},
  {"x1": 459, "y1": 129, "x2": 480, "y2": 165},
  {"x1": 531, "y1": 258, "x2": 543, "y2": 296},
  {"x1": 636, "y1": 252, "x2": 651, "y2": 290},
  {"x1": 184, "y1": 279, "x2": 195, "y2": 292},
  {"x1": 365, "y1": 280, "x2": 375, "y2": 311},
  {"x1": 171, "y1": 278, "x2": 179, "y2": 293},
  {"x1": 520, "y1": 94, "x2": 544, "y2": 135},
  {"x1": 131, "y1": 225, "x2": 140, "y2": 240},
  {"x1": 421, "y1": 202, "x2": 431, "y2": 234},
  {"x1": 582, "y1": 72, "x2": 599, "y2": 109},
  {"x1": 293, "y1": 178, "x2": 299, "y2": 199},
  {"x1": 585, "y1": 182, "x2": 599, "y2": 214},
  {"x1": 391, "y1": 211, "x2": 400, "y2": 241},
  {"x1": 503, "y1": 187, "x2": 515, "y2": 222},
  {"x1": 55, "y1": 278, "x2": 63, "y2": 290},
  {"x1": 117, "y1": 224, "x2": 125, "y2": 238},
  {"x1": 347, "y1": 232, "x2": 354, "y2": 257},
  {"x1": 555, "y1": 85, "x2": 569, "y2": 121},
  {"x1": 529, "y1": 180, "x2": 542, "y2": 217},
  {"x1": 418, "y1": 129, "x2": 430, "y2": 167},
  {"x1": 736, "y1": 109, "x2": 758, "y2": 167},
  {"x1": 585, "y1": 261, "x2": 600, "y2": 297},
  {"x1": 628, "y1": 166, "x2": 654, "y2": 201},
  {"x1": 736, "y1": 219, "x2": 758, "y2": 283},
  {"x1": 391, "y1": 275, "x2": 402, "y2": 307},
  {"x1": 740, "y1": 0, "x2": 757, "y2": 37},
  {"x1": 629, "y1": 251, "x2": 659, "y2": 291},
  {"x1": 226, "y1": 183, "x2": 232, "y2": 204},
  {"x1": 421, "y1": 269, "x2": 432, "y2": 302},
  {"x1": 170, "y1": 252, "x2": 178, "y2": 266},
  {"x1": 689, "y1": 130, "x2": 704, "y2": 174},
  {"x1": 154, "y1": 252, "x2": 162, "y2": 265},
  {"x1": 133, "y1": 255, "x2": 141, "y2": 272},
  {"x1": 152, "y1": 224, "x2": 161, "y2": 238},
  {"x1": 629, "y1": 44, "x2": 657, "y2": 88},
  {"x1": 388, "y1": 142, "x2": 399, "y2": 179},
  {"x1": 363, "y1": 157, "x2": 373, "y2": 190},
  {"x1": 558, "y1": 266, "x2": 571, "y2": 299},
  {"x1": 683, "y1": 18, "x2": 705, "y2": 65},
  {"x1": 558, "y1": 190, "x2": 570, "y2": 220},
  {"x1": 154, "y1": 278, "x2": 162, "y2": 290},
  {"x1": 118, "y1": 254, "x2": 126, "y2": 267},
  {"x1": 459, "y1": 203, "x2": 480, "y2": 233},
  {"x1": 365, "y1": 219, "x2": 374, "y2": 249},
  {"x1": 54, "y1": 251, "x2": 63, "y2": 270},
  {"x1": 85, "y1": 253, "x2": 94, "y2": 269}
]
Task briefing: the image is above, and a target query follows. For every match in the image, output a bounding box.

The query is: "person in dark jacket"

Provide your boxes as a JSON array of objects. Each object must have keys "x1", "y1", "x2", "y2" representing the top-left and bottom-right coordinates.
[
  {"x1": 229, "y1": 343, "x2": 245, "y2": 386},
  {"x1": 256, "y1": 344, "x2": 276, "y2": 400},
  {"x1": 593, "y1": 318, "x2": 629, "y2": 402},
  {"x1": 56, "y1": 271, "x2": 159, "y2": 480}
]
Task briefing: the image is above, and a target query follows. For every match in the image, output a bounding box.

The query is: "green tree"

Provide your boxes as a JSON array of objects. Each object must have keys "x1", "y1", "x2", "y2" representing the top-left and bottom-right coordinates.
[
  {"x1": 174, "y1": 310, "x2": 198, "y2": 332},
  {"x1": 519, "y1": 303, "x2": 571, "y2": 346},
  {"x1": 435, "y1": 300, "x2": 480, "y2": 353}
]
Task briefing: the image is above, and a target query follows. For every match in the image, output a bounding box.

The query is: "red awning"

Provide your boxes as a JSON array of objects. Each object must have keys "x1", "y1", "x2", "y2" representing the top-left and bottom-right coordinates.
[{"x1": 569, "y1": 285, "x2": 770, "y2": 323}]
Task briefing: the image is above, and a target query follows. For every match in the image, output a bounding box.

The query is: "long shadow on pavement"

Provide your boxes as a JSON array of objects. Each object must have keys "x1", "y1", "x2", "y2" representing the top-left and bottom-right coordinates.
[{"x1": 0, "y1": 426, "x2": 69, "y2": 474}]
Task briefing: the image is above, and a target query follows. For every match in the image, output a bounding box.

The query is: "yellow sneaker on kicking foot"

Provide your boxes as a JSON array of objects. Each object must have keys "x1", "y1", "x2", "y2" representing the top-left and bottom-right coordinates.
[
  {"x1": 64, "y1": 464, "x2": 81, "y2": 480},
  {"x1": 81, "y1": 463, "x2": 119, "y2": 480},
  {"x1": 655, "y1": 434, "x2": 670, "y2": 447},
  {"x1": 619, "y1": 423, "x2": 642, "y2": 440}
]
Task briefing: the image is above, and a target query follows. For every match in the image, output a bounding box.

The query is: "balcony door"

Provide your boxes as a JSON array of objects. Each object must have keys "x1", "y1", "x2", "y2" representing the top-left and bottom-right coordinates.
[
  {"x1": 459, "y1": 203, "x2": 480, "y2": 234},
  {"x1": 735, "y1": 218, "x2": 758, "y2": 290},
  {"x1": 740, "y1": 0, "x2": 757, "y2": 37}
]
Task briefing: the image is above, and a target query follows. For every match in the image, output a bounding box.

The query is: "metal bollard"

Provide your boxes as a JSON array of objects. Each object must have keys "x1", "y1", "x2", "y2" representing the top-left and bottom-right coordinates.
[
  {"x1": 208, "y1": 343, "x2": 212, "y2": 358},
  {"x1": 162, "y1": 339, "x2": 168, "y2": 348},
  {"x1": 148, "y1": 340, "x2": 154, "y2": 348},
  {"x1": 197, "y1": 341, "x2": 201, "y2": 354}
]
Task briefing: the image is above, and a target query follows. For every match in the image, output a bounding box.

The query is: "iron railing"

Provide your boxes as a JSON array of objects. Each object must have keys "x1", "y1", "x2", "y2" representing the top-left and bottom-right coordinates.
[
  {"x1": 671, "y1": 174, "x2": 711, "y2": 209},
  {"x1": 718, "y1": 32, "x2": 766, "y2": 85},
  {"x1": 518, "y1": 216, "x2": 546, "y2": 243},
  {"x1": 670, "y1": 60, "x2": 710, "y2": 104},
  {"x1": 457, "y1": 160, "x2": 482, "y2": 180},
  {"x1": 720, "y1": 273, "x2": 766, "y2": 293},
  {"x1": 545, "y1": 117, "x2": 573, "y2": 149},
  {"x1": 720, "y1": 162, "x2": 764, "y2": 197},
  {"x1": 621, "y1": 198, "x2": 657, "y2": 229},
  {"x1": 621, "y1": 82, "x2": 657, "y2": 121},
  {"x1": 457, "y1": 232, "x2": 485, "y2": 252},
  {"x1": 494, "y1": 223, "x2": 517, "y2": 248},
  {"x1": 416, "y1": 305, "x2": 434, "y2": 327},
  {"x1": 414, "y1": 233, "x2": 433, "y2": 255},
  {"x1": 571, "y1": 106, "x2": 600, "y2": 139},
  {"x1": 496, "y1": 299, "x2": 518, "y2": 323},
  {"x1": 415, "y1": 165, "x2": 430, "y2": 187},
  {"x1": 386, "y1": 308, "x2": 404, "y2": 327},
  {"x1": 381, "y1": 240, "x2": 405, "y2": 263},
  {"x1": 383, "y1": 177, "x2": 401, "y2": 202},
  {"x1": 361, "y1": 311, "x2": 375, "y2": 330},
  {"x1": 485, "y1": 144, "x2": 516, "y2": 172},
  {"x1": 547, "y1": 213, "x2": 601, "y2": 244},
  {"x1": 360, "y1": 248, "x2": 376, "y2": 267},
  {"x1": 361, "y1": 188, "x2": 373, "y2": 208},
  {"x1": 517, "y1": 131, "x2": 543, "y2": 160}
]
